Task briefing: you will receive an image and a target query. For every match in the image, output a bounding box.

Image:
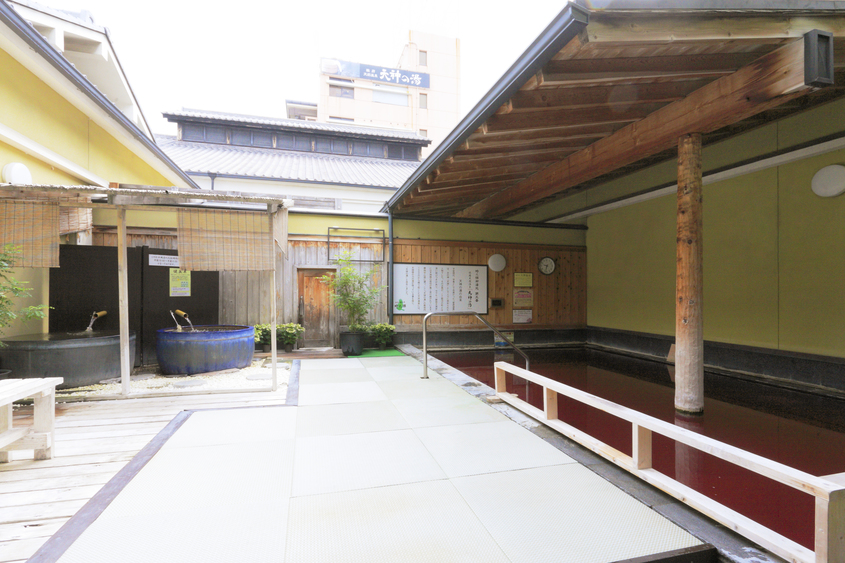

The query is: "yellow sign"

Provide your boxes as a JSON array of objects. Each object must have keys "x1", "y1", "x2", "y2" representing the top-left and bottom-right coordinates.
[
  {"x1": 169, "y1": 268, "x2": 191, "y2": 297},
  {"x1": 514, "y1": 272, "x2": 533, "y2": 287}
]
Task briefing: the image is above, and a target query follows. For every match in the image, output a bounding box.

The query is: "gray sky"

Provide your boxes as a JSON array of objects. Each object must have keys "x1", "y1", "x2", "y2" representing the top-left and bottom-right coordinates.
[{"x1": 38, "y1": 0, "x2": 565, "y2": 135}]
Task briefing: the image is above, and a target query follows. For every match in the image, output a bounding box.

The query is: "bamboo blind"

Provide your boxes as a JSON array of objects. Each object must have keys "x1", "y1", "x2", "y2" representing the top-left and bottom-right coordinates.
[
  {"x1": 0, "y1": 200, "x2": 59, "y2": 267},
  {"x1": 177, "y1": 209, "x2": 274, "y2": 271},
  {"x1": 1, "y1": 192, "x2": 92, "y2": 235}
]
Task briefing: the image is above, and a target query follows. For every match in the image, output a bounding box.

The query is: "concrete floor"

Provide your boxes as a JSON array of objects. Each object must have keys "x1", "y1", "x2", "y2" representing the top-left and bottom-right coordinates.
[{"x1": 39, "y1": 355, "x2": 706, "y2": 563}]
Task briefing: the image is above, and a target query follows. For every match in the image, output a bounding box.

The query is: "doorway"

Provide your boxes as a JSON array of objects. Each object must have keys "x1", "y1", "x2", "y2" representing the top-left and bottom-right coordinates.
[{"x1": 297, "y1": 268, "x2": 334, "y2": 347}]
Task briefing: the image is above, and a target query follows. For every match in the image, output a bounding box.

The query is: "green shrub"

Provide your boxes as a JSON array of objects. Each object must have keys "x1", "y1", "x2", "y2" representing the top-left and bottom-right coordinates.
[
  {"x1": 0, "y1": 245, "x2": 48, "y2": 346},
  {"x1": 277, "y1": 323, "x2": 305, "y2": 345},
  {"x1": 320, "y1": 251, "x2": 383, "y2": 330},
  {"x1": 368, "y1": 323, "x2": 396, "y2": 345},
  {"x1": 253, "y1": 324, "x2": 271, "y2": 345}
]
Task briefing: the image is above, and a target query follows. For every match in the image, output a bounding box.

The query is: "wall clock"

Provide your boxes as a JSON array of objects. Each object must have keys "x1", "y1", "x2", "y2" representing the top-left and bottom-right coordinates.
[{"x1": 538, "y1": 256, "x2": 555, "y2": 275}]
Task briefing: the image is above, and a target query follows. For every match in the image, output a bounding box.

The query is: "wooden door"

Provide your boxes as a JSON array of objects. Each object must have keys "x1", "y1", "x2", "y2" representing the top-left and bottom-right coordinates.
[{"x1": 298, "y1": 269, "x2": 334, "y2": 347}]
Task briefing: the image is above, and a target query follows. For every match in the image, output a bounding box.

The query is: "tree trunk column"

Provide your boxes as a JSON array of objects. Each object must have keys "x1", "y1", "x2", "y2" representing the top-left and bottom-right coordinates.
[{"x1": 675, "y1": 133, "x2": 704, "y2": 415}]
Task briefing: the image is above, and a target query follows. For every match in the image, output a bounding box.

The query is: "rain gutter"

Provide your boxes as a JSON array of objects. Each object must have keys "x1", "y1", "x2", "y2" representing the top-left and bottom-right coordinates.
[{"x1": 381, "y1": 2, "x2": 589, "y2": 214}]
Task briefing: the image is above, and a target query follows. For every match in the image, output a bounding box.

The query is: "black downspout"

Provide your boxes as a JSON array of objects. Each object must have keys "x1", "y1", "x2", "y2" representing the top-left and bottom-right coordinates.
[
  {"x1": 388, "y1": 210, "x2": 394, "y2": 325},
  {"x1": 209, "y1": 173, "x2": 217, "y2": 191}
]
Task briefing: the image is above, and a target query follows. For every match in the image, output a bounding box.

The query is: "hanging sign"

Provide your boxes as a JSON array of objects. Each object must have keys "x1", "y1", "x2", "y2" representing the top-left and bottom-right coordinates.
[
  {"x1": 169, "y1": 268, "x2": 191, "y2": 297},
  {"x1": 514, "y1": 272, "x2": 533, "y2": 287},
  {"x1": 513, "y1": 309, "x2": 533, "y2": 324},
  {"x1": 393, "y1": 264, "x2": 487, "y2": 314},
  {"x1": 149, "y1": 254, "x2": 180, "y2": 267},
  {"x1": 513, "y1": 289, "x2": 534, "y2": 307}
]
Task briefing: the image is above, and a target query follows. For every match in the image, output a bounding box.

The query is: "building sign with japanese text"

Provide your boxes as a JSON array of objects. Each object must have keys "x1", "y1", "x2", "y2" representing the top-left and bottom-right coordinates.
[
  {"x1": 322, "y1": 58, "x2": 430, "y2": 89},
  {"x1": 393, "y1": 264, "x2": 487, "y2": 314}
]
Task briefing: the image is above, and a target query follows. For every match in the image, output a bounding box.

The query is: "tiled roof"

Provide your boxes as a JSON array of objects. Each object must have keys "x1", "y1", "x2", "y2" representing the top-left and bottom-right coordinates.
[
  {"x1": 163, "y1": 109, "x2": 429, "y2": 144},
  {"x1": 157, "y1": 136, "x2": 420, "y2": 189}
]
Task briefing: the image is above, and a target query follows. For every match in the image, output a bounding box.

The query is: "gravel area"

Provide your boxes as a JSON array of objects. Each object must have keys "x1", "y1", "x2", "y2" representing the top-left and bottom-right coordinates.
[{"x1": 56, "y1": 359, "x2": 291, "y2": 399}]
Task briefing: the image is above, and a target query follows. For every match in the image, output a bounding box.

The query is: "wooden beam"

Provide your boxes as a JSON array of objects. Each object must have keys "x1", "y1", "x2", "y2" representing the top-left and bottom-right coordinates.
[
  {"x1": 438, "y1": 151, "x2": 569, "y2": 173},
  {"x1": 454, "y1": 140, "x2": 589, "y2": 159},
  {"x1": 495, "y1": 100, "x2": 513, "y2": 115},
  {"x1": 465, "y1": 122, "x2": 620, "y2": 145},
  {"x1": 485, "y1": 103, "x2": 663, "y2": 133},
  {"x1": 675, "y1": 133, "x2": 704, "y2": 415},
  {"x1": 540, "y1": 53, "x2": 758, "y2": 85},
  {"x1": 458, "y1": 38, "x2": 815, "y2": 219},
  {"x1": 116, "y1": 207, "x2": 131, "y2": 396},
  {"x1": 431, "y1": 163, "x2": 547, "y2": 184},
  {"x1": 524, "y1": 70, "x2": 545, "y2": 90},
  {"x1": 508, "y1": 80, "x2": 711, "y2": 112}
]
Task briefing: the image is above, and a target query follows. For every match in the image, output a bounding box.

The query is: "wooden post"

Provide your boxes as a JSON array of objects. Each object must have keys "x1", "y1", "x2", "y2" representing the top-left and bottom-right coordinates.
[
  {"x1": 117, "y1": 207, "x2": 131, "y2": 396},
  {"x1": 494, "y1": 365, "x2": 506, "y2": 394},
  {"x1": 269, "y1": 205, "x2": 278, "y2": 392},
  {"x1": 544, "y1": 388, "x2": 558, "y2": 420},
  {"x1": 817, "y1": 489, "x2": 845, "y2": 563},
  {"x1": 633, "y1": 425, "x2": 652, "y2": 470},
  {"x1": 675, "y1": 133, "x2": 704, "y2": 415}
]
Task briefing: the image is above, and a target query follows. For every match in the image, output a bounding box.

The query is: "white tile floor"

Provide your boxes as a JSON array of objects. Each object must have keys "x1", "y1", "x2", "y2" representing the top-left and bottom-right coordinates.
[{"x1": 55, "y1": 356, "x2": 703, "y2": 563}]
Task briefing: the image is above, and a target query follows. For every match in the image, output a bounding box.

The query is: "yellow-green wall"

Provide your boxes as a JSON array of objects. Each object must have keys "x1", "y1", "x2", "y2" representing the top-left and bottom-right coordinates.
[
  {"x1": 0, "y1": 47, "x2": 179, "y2": 338},
  {"x1": 288, "y1": 213, "x2": 586, "y2": 246},
  {"x1": 587, "y1": 144, "x2": 845, "y2": 358}
]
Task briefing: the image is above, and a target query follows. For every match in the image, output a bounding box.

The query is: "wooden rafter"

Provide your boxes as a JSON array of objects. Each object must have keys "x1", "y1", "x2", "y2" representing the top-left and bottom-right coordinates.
[
  {"x1": 457, "y1": 38, "x2": 815, "y2": 219},
  {"x1": 485, "y1": 103, "x2": 665, "y2": 133},
  {"x1": 508, "y1": 80, "x2": 712, "y2": 112}
]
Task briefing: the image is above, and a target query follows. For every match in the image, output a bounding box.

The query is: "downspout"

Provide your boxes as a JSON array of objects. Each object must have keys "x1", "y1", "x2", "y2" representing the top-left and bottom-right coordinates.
[
  {"x1": 208, "y1": 173, "x2": 217, "y2": 191},
  {"x1": 388, "y1": 210, "x2": 394, "y2": 325}
]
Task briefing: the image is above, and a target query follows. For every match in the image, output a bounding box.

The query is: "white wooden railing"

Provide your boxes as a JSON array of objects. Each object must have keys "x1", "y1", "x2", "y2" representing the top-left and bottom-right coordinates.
[{"x1": 493, "y1": 361, "x2": 845, "y2": 563}]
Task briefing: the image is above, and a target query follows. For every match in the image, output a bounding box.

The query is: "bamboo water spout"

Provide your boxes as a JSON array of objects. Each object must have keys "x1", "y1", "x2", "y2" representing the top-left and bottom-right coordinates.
[{"x1": 85, "y1": 311, "x2": 107, "y2": 332}]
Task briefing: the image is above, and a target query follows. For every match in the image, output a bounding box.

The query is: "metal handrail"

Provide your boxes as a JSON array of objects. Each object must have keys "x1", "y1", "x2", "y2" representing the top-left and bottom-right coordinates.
[{"x1": 421, "y1": 311, "x2": 529, "y2": 379}]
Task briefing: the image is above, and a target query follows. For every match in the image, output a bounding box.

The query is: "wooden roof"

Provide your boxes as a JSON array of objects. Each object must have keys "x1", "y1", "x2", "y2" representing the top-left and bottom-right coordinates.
[{"x1": 385, "y1": 5, "x2": 845, "y2": 221}]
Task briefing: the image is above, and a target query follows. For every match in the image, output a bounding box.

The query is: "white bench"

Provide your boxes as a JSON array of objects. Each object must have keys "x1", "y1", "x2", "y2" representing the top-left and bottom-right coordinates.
[{"x1": 0, "y1": 378, "x2": 63, "y2": 462}]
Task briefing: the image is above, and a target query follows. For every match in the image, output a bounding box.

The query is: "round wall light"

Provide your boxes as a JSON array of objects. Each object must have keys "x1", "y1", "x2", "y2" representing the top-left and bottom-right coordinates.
[
  {"x1": 811, "y1": 164, "x2": 845, "y2": 198},
  {"x1": 2, "y1": 162, "x2": 32, "y2": 186},
  {"x1": 488, "y1": 253, "x2": 506, "y2": 272}
]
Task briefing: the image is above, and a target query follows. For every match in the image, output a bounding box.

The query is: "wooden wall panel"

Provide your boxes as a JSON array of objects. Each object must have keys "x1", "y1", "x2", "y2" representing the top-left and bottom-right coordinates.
[{"x1": 392, "y1": 239, "x2": 586, "y2": 331}]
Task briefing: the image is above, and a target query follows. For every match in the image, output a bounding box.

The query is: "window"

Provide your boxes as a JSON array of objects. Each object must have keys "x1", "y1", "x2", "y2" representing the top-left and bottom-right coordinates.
[
  {"x1": 295, "y1": 136, "x2": 312, "y2": 151},
  {"x1": 277, "y1": 134, "x2": 295, "y2": 149},
  {"x1": 231, "y1": 129, "x2": 251, "y2": 146},
  {"x1": 419, "y1": 129, "x2": 427, "y2": 137},
  {"x1": 419, "y1": 50, "x2": 427, "y2": 66},
  {"x1": 387, "y1": 144, "x2": 403, "y2": 159},
  {"x1": 205, "y1": 126, "x2": 226, "y2": 144},
  {"x1": 315, "y1": 137, "x2": 332, "y2": 153},
  {"x1": 419, "y1": 93, "x2": 428, "y2": 110},
  {"x1": 373, "y1": 84, "x2": 408, "y2": 106},
  {"x1": 253, "y1": 131, "x2": 273, "y2": 147},
  {"x1": 332, "y1": 139, "x2": 349, "y2": 155},
  {"x1": 328, "y1": 116, "x2": 354, "y2": 123},
  {"x1": 182, "y1": 124, "x2": 204, "y2": 141},
  {"x1": 329, "y1": 85, "x2": 354, "y2": 99}
]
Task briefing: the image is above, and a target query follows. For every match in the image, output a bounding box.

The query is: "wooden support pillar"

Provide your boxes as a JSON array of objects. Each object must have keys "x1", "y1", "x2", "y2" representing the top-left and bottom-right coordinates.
[
  {"x1": 116, "y1": 207, "x2": 131, "y2": 396},
  {"x1": 269, "y1": 205, "x2": 278, "y2": 392},
  {"x1": 675, "y1": 133, "x2": 704, "y2": 415}
]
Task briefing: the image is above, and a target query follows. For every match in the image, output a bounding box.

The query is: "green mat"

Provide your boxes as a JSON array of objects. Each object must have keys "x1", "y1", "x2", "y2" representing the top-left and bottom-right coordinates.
[{"x1": 357, "y1": 348, "x2": 406, "y2": 357}]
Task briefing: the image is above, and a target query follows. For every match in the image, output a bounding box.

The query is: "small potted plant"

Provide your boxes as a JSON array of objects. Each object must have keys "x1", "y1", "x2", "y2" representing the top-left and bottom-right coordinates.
[
  {"x1": 369, "y1": 323, "x2": 395, "y2": 350},
  {"x1": 320, "y1": 251, "x2": 383, "y2": 356},
  {"x1": 1, "y1": 244, "x2": 48, "y2": 377},
  {"x1": 253, "y1": 324, "x2": 271, "y2": 352},
  {"x1": 277, "y1": 322, "x2": 304, "y2": 353}
]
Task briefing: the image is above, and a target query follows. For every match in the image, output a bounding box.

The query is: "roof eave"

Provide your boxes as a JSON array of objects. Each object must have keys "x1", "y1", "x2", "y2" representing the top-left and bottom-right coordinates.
[
  {"x1": 163, "y1": 113, "x2": 431, "y2": 147},
  {"x1": 0, "y1": 1, "x2": 200, "y2": 190},
  {"x1": 381, "y1": 2, "x2": 589, "y2": 214}
]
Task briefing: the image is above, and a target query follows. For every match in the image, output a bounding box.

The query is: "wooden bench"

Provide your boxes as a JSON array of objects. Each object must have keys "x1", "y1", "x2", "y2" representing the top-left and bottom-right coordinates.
[{"x1": 0, "y1": 378, "x2": 63, "y2": 462}]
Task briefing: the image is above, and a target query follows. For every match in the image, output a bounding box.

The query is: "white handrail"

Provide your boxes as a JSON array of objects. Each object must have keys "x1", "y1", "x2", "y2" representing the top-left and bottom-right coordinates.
[{"x1": 493, "y1": 361, "x2": 845, "y2": 563}]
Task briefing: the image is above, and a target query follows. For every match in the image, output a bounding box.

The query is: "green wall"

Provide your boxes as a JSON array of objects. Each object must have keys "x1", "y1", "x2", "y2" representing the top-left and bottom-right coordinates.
[{"x1": 587, "y1": 126, "x2": 845, "y2": 358}]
